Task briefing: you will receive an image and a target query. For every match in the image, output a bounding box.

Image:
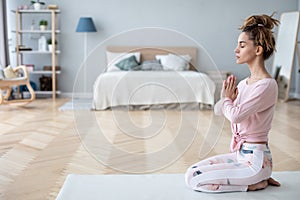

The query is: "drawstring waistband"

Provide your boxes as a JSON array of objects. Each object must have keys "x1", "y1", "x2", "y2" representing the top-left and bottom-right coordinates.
[{"x1": 230, "y1": 132, "x2": 268, "y2": 152}]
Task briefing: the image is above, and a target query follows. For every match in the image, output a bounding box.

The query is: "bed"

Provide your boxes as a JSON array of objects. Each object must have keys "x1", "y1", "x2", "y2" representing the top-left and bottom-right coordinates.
[{"x1": 92, "y1": 46, "x2": 215, "y2": 110}]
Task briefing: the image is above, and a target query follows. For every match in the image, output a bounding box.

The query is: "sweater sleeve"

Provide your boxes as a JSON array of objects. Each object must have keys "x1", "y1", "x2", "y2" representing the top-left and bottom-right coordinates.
[
  {"x1": 222, "y1": 81, "x2": 277, "y2": 123},
  {"x1": 214, "y1": 98, "x2": 224, "y2": 116}
]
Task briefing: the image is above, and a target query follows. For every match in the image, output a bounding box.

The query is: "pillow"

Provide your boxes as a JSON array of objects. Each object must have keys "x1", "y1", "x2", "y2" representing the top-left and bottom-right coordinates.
[
  {"x1": 140, "y1": 60, "x2": 163, "y2": 71},
  {"x1": 155, "y1": 54, "x2": 191, "y2": 71},
  {"x1": 3, "y1": 65, "x2": 18, "y2": 78},
  {"x1": 115, "y1": 55, "x2": 140, "y2": 71},
  {"x1": 155, "y1": 54, "x2": 168, "y2": 65},
  {"x1": 106, "y1": 51, "x2": 141, "y2": 72}
]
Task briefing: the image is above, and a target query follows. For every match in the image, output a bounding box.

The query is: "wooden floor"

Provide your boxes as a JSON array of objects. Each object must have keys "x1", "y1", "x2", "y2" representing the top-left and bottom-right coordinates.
[{"x1": 0, "y1": 98, "x2": 299, "y2": 199}]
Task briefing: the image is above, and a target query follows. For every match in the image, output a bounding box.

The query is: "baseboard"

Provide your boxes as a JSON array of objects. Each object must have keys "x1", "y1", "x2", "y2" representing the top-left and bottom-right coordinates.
[
  {"x1": 289, "y1": 92, "x2": 300, "y2": 99},
  {"x1": 59, "y1": 92, "x2": 93, "y2": 99}
]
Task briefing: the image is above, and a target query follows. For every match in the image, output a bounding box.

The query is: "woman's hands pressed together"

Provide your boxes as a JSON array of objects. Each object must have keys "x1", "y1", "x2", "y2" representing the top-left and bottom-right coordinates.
[{"x1": 221, "y1": 75, "x2": 239, "y2": 101}]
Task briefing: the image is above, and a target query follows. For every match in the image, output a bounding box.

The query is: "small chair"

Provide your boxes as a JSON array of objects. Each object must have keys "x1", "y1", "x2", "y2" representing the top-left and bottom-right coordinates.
[{"x1": 0, "y1": 65, "x2": 35, "y2": 105}]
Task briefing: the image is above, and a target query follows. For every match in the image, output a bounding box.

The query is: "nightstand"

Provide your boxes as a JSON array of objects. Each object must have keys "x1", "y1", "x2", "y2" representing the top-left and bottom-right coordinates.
[{"x1": 206, "y1": 70, "x2": 231, "y2": 102}]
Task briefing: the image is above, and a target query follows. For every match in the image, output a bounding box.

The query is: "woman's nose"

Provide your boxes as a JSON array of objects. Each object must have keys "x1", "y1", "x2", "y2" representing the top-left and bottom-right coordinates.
[{"x1": 234, "y1": 47, "x2": 239, "y2": 53}]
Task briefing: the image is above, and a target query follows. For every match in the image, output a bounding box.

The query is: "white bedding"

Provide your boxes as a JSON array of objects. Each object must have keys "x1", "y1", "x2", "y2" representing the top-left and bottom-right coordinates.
[{"x1": 92, "y1": 71, "x2": 215, "y2": 110}]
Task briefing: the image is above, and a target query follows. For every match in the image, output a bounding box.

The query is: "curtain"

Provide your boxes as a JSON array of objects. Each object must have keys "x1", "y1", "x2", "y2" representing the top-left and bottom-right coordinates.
[{"x1": 0, "y1": 0, "x2": 8, "y2": 68}]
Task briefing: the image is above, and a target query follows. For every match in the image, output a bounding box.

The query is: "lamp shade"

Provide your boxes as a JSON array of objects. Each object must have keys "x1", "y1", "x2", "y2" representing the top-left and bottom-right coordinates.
[{"x1": 76, "y1": 17, "x2": 97, "y2": 32}]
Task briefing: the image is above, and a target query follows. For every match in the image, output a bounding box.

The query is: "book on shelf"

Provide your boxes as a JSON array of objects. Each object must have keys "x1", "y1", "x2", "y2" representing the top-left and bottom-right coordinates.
[
  {"x1": 25, "y1": 64, "x2": 34, "y2": 72},
  {"x1": 43, "y1": 66, "x2": 61, "y2": 71},
  {"x1": 18, "y1": 47, "x2": 32, "y2": 51}
]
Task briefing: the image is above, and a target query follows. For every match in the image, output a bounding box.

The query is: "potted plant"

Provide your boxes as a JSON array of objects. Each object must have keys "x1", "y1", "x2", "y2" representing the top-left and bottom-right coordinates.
[
  {"x1": 47, "y1": 38, "x2": 57, "y2": 52},
  {"x1": 39, "y1": 20, "x2": 48, "y2": 31},
  {"x1": 31, "y1": 0, "x2": 45, "y2": 10}
]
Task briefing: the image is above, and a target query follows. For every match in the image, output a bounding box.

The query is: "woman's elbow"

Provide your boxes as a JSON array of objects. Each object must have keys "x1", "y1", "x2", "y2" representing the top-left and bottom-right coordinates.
[
  {"x1": 214, "y1": 107, "x2": 222, "y2": 116},
  {"x1": 228, "y1": 115, "x2": 243, "y2": 123}
]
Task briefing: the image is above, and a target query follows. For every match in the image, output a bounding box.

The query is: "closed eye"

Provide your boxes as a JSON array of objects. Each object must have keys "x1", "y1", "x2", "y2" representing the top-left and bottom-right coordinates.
[{"x1": 239, "y1": 41, "x2": 246, "y2": 48}]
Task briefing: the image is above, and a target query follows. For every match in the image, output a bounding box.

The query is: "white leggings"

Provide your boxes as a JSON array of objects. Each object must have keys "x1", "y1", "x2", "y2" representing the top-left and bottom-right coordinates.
[{"x1": 185, "y1": 143, "x2": 272, "y2": 193}]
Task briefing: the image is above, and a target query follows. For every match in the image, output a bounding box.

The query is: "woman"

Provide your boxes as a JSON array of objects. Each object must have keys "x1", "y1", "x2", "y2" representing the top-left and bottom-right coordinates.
[{"x1": 185, "y1": 14, "x2": 281, "y2": 192}]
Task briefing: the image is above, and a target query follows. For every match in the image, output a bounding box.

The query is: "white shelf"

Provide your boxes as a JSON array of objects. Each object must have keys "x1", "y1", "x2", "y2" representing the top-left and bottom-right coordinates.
[
  {"x1": 23, "y1": 91, "x2": 61, "y2": 95},
  {"x1": 12, "y1": 30, "x2": 61, "y2": 34},
  {"x1": 35, "y1": 91, "x2": 61, "y2": 95},
  {"x1": 11, "y1": 9, "x2": 60, "y2": 13},
  {"x1": 30, "y1": 70, "x2": 61, "y2": 75},
  {"x1": 19, "y1": 50, "x2": 61, "y2": 54}
]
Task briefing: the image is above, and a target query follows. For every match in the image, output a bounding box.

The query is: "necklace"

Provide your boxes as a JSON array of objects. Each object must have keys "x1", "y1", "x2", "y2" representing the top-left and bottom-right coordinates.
[
  {"x1": 247, "y1": 76, "x2": 263, "y2": 84},
  {"x1": 248, "y1": 76, "x2": 262, "y2": 81}
]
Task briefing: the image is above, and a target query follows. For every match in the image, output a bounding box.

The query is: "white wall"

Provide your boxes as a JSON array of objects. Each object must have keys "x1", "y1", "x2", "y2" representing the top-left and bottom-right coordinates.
[
  {"x1": 6, "y1": 0, "x2": 299, "y2": 94},
  {"x1": 0, "y1": 2, "x2": 4, "y2": 68}
]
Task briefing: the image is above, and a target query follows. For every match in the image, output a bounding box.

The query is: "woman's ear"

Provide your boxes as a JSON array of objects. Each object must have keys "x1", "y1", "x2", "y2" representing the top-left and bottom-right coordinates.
[{"x1": 256, "y1": 46, "x2": 263, "y2": 56}]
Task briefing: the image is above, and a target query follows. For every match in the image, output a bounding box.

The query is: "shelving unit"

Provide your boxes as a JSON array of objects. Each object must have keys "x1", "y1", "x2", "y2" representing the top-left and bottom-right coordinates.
[{"x1": 12, "y1": 9, "x2": 61, "y2": 99}]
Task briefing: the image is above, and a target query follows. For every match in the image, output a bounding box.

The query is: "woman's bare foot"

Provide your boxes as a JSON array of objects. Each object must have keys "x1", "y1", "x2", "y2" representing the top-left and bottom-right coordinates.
[
  {"x1": 248, "y1": 180, "x2": 268, "y2": 191},
  {"x1": 268, "y1": 177, "x2": 281, "y2": 186},
  {"x1": 248, "y1": 177, "x2": 280, "y2": 191}
]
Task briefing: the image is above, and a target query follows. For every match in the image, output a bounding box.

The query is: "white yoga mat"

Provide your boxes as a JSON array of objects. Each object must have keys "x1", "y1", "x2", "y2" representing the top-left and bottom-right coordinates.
[{"x1": 56, "y1": 172, "x2": 300, "y2": 200}]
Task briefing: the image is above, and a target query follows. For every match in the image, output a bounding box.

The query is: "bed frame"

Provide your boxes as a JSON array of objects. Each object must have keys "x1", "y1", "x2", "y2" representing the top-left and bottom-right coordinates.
[
  {"x1": 92, "y1": 46, "x2": 216, "y2": 110},
  {"x1": 106, "y1": 46, "x2": 198, "y2": 71}
]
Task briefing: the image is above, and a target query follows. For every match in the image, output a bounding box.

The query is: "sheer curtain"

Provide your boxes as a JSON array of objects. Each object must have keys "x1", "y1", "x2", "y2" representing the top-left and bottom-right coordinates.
[{"x1": 0, "y1": 0, "x2": 8, "y2": 69}]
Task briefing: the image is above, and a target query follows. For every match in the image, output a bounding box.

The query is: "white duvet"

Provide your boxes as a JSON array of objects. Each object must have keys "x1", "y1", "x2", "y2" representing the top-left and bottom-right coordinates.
[{"x1": 92, "y1": 71, "x2": 215, "y2": 110}]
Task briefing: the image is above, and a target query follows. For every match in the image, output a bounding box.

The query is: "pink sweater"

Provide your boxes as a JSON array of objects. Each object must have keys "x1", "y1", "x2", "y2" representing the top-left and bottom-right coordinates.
[{"x1": 214, "y1": 78, "x2": 278, "y2": 152}]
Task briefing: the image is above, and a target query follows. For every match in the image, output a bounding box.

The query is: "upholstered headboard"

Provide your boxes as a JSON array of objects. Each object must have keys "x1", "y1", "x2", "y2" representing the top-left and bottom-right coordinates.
[{"x1": 106, "y1": 46, "x2": 198, "y2": 71}]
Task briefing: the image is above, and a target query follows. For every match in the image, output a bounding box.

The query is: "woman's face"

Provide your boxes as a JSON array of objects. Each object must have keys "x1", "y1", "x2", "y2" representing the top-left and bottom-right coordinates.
[{"x1": 234, "y1": 32, "x2": 257, "y2": 64}]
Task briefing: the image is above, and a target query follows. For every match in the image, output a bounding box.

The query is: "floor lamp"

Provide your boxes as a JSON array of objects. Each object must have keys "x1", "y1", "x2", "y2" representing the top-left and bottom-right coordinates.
[{"x1": 76, "y1": 17, "x2": 97, "y2": 94}]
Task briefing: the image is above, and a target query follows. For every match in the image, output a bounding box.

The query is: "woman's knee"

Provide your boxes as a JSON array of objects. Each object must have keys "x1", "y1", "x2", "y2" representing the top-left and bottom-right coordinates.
[
  {"x1": 184, "y1": 167, "x2": 194, "y2": 186},
  {"x1": 189, "y1": 184, "x2": 221, "y2": 193}
]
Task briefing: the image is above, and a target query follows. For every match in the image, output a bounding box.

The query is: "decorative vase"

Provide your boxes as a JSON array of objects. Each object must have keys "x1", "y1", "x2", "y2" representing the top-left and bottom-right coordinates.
[
  {"x1": 40, "y1": 25, "x2": 47, "y2": 31},
  {"x1": 33, "y1": 3, "x2": 41, "y2": 10},
  {"x1": 48, "y1": 45, "x2": 53, "y2": 52},
  {"x1": 38, "y1": 36, "x2": 47, "y2": 51}
]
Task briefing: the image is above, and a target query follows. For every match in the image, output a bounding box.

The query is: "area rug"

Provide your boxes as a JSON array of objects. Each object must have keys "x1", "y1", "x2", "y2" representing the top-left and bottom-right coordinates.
[
  {"x1": 56, "y1": 171, "x2": 300, "y2": 200},
  {"x1": 58, "y1": 98, "x2": 93, "y2": 111}
]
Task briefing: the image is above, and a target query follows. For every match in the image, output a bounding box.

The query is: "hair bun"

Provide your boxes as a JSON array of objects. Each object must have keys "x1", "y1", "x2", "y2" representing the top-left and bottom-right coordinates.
[{"x1": 240, "y1": 13, "x2": 280, "y2": 31}]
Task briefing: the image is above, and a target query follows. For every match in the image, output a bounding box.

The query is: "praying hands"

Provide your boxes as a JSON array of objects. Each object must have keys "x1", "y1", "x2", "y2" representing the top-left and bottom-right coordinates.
[{"x1": 222, "y1": 75, "x2": 239, "y2": 101}]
